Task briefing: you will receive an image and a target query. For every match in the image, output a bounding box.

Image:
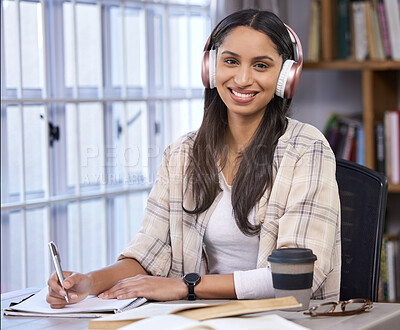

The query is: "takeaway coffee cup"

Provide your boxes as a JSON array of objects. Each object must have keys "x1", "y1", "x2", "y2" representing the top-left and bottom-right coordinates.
[{"x1": 268, "y1": 248, "x2": 317, "y2": 311}]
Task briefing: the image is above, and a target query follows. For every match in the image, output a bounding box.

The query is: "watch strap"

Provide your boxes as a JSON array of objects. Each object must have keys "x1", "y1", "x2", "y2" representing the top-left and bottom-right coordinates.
[{"x1": 187, "y1": 284, "x2": 196, "y2": 300}]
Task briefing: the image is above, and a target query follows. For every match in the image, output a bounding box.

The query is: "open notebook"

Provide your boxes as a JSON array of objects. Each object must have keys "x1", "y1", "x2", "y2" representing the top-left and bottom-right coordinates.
[{"x1": 3, "y1": 287, "x2": 147, "y2": 318}]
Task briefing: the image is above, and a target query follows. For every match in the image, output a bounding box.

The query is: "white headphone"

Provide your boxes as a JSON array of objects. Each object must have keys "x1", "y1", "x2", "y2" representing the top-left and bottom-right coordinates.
[{"x1": 201, "y1": 24, "x2": 303, "y2": 99}]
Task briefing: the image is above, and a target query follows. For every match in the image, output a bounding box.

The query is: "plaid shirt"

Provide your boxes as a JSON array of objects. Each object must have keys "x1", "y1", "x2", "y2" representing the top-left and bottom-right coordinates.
[{"x1": 119, "y1": 118, "x2": 341, "y2": 300}]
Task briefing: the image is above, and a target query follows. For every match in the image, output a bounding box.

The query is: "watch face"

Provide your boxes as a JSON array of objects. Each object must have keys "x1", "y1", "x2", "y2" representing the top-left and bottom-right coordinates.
[{"x1": 185, "y1": 273, "x2": 201, "y2": 284}]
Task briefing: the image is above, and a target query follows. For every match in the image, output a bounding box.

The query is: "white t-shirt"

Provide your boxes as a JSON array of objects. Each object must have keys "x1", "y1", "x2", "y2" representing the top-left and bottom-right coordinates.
[{"x1": 203, "y1": 173, "x2": 274, "y2": 299}]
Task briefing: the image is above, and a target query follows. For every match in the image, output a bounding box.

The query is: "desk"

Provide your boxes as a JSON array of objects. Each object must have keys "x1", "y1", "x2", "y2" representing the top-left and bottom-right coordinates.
[{"x1": 2, "y1": 288, "x2": 400, "y2": 330}]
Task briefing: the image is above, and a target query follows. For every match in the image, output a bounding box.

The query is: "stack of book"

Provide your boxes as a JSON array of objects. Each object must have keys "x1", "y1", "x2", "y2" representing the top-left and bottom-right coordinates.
[
  {"x1": 324, "y1": 113, "x2": 365, "y2": 165},
  {"x1": 308, "y1": 0, "x2": 400, "y2": 61},
  {"x1": 376, "y1": 110, "x2": 400, "y2": 184}
]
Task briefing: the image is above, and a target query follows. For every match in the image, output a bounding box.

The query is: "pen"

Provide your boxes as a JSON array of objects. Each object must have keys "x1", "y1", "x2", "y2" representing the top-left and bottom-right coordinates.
[{"x1": 48, "y1": 241, "x2": 69, "y2": 303}]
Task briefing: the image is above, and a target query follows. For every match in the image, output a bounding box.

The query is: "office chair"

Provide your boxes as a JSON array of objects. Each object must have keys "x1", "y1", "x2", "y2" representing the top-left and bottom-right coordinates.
[{"x1": 336, "y1": 158, "x2": 388, "y2": 302}]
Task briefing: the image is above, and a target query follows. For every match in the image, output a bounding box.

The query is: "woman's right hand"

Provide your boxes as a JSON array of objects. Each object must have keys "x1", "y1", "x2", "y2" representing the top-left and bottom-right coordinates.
[{"x1": 46, "y1": 271, "x2": 93, "y2": 308}]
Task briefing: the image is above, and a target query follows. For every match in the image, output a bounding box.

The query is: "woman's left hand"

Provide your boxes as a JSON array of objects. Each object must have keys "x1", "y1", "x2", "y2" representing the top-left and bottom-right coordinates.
[{"x1": 98, "y1": 275, "x2": 188, "y2": 301}]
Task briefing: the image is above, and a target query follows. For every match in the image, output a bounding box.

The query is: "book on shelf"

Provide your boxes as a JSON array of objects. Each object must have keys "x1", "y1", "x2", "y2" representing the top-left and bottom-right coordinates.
[
  {"x1": 378, "y1": 0, "x2": 392, "y2": 58},
  {"x1": 365, "y1": 0, "x2": 386, "y2": 60},
  {"x1": 308, "y1": 0, "x2": 321, "y2": 62},
  {"x1": 383, "y1": 0, "x2": 400, "y2": 60},
  {"x1": 380, "y1": 234, "x2": 400, "y2": 302},
  {"x1": 386, "y1": 238, "x2": 397, "y2": 302},
  {"x1": 337, "y1": 0, "x2": 352, "y2": 59},
  {"x1": 351, "y1": 1, "x2": 369, "y2": 61},
  {"x1": 370, "y1": 0, "x2": 386, "y2": 59},
  {"x1": 375, "y1": 122, "x2": 386, "y2": 173},
  {"x1": 324, "y1": 113, "x2": 365, "y2": 165},
  {"x1": 379, "y1": 236, "x2": 388, "y2": 301},
  {"x1": 365, "y1": 1, "x2": 378, "y2": 60},
  {"x1": 384, "y1": 110, "x2": 400, "y2": 185}
]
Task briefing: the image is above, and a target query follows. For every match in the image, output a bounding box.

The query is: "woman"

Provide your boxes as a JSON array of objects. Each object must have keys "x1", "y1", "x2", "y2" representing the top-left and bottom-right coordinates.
[{"x1": 47, "y1": 9, "x2": 340, "y2": 308}]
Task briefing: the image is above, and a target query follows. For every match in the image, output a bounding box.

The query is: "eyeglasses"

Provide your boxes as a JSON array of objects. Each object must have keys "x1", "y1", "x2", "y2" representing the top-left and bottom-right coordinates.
[{"x1": 304, "y1": 299, "x2": 373, "y2": 317}]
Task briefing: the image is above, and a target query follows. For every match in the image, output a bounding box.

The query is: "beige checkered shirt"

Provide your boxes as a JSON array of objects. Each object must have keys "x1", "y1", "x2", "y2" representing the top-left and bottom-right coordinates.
[{"x1": 119, "y1": 118, "x2": 341, "y2": 300}]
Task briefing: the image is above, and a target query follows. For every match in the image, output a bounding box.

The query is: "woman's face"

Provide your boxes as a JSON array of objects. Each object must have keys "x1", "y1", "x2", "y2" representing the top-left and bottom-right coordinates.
[{"x1": 215, "y1": 26, "x2": 283, "y2": 122}]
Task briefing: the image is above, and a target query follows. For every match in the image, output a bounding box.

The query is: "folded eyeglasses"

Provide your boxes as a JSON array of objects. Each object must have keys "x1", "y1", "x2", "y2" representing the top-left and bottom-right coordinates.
[{"x1": 304, "y1": 298, "x2": 373, "y2": 317}]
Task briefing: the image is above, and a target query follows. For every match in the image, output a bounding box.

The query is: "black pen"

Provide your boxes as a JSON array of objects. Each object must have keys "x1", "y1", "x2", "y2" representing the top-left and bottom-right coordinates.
[{"x1": 48, "y1": 241, "x2": 69, "y2": 303}]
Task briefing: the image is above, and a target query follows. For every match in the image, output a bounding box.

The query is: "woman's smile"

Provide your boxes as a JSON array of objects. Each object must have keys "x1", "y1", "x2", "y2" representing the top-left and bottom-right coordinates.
[{"x1": 229, "y1": 88, "x2": 258, "y2": 103}]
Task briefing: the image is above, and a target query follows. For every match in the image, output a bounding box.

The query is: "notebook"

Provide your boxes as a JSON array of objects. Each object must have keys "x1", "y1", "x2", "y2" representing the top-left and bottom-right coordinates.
[{"x1": 3, "y1": 287, "x2": 147, "y2": 318}]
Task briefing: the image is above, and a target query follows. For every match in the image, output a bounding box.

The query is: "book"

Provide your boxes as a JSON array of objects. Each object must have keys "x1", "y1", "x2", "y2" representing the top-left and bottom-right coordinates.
[
  {"x1": 3, "y1": 287, "x2": 147, "y2": 318},
  {"x1": 337, "y1": 0, "x2": 352, "y2": 59},
  {"x1": 380, "y1": 233, "x2": 400, "y2": 302},
  {"x1": 384, "y1": 110, "x2": 400, "y2": 184},
  {"x1": 383, "y1": 0, "x2": 400, "y2": 59},
  {"x1": 386, "y1": 239, "x2": 397, "y2": 302},
  {"x1": 88, "y1": 296, "x2": 301, "y2": 329},
  {"x1": 356, "y1": 124, "x2": 365, "y2": 165},
  {"x1": 375, "y1": 122, "x2": 386, "y2": 173},
  {"x1": 365, "y1": 1, "x2": 380, "y2": 60},
  {"x1": 116, "y1": 313, "x2": 309, "y2": 330},
  {"x1": 380, "y1": 236, "x2": 389, "y2": 301},
  {"x1": 378, "y1": 0, "x2": 392, "y2": 57},
  {"x1": 308, "y1": 0, "x2": 321, "y2": 62},
  {"x1": 371, "y1": 0, "x2": 386, "y2": 59},
  {"x1": 351, "y1": 1, "x2": 369, "y2": 61},
  {"x1": 342, "y1": 124, "x2": 357, "y2": 160},
  {"x1": 395, "y1": 234, "x2": 400, "y2": 302}
]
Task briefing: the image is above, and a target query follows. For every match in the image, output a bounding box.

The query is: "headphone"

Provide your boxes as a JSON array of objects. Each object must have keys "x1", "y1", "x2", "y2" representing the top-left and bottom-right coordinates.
[{"x1": 201, "y1": 24, "x2": 303, "y2": 99}]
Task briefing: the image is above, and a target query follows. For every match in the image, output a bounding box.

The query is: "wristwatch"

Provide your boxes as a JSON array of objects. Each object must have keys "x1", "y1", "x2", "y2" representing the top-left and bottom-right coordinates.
[{"x1": 183, "y1": 273, "x2": 201, "y2": 300}]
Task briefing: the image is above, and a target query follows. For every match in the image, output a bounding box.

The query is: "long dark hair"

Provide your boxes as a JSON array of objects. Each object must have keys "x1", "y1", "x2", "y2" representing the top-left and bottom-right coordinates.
[{"x1": 185, "y1": 9, "x2": 295, "y2": 236}]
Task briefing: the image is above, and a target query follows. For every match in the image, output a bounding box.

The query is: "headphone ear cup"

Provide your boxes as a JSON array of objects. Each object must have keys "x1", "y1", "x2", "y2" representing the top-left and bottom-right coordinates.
[
  {"x1": 275, "y1": 59, "x2": 294, "y2": 98},
  {"x1": 201, "y1": 49, "x2": 216, "y2": 89},
  {"x1": 201, "y1": 50, "x2": 210, "y2": 88},
  {"x1": 201, "y1": 49, "x2": 217, "y2": 88},
  {"x1": 208, "y1": 49, "x2": 216, "y2": 89}
]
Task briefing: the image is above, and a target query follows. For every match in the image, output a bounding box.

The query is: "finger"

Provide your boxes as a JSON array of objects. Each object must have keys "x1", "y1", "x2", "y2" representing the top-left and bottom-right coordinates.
[
  {"x1": 113, "y1": 288, "x2": 141, "y2": 300},
  {"x1": 48, "y1": 285, "x2": 66, "y2": 299},
  {"x1": 102, "y1": 282, "x2": 138, "y2": 298},
  {"x1": 48, "y1": 272, "x2": 63, "y2": 291},
  {"x1": 61, "y1": 272, "x2": 75, "y2": 289},
  {"x1": 46, "y1": 294, "x2": 68, "y2": 307},
  {"x1": 116, "y1": 291, "x2": 143, "y2": 300},
  {"x1": 49, "y1": 303, "x2": 67, "y2": 309},
  {"x1": 99, "y1": 286, "x2": 135, "y2": 299}
]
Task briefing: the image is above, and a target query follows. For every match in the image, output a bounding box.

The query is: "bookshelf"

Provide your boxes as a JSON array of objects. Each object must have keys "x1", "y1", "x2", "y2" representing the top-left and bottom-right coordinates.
[
  {"x1": 301, "y1": 0, "x2": 400, "y2": 193},
  {"x1": 287, "y1": 0, "x2": 400, "y2": 302}
]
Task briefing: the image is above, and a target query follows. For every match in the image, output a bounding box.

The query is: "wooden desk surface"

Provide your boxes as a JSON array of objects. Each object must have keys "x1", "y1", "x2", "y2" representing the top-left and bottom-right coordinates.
[{"x1": 2, "y1": 288, "x2": 400, "y2": 330}]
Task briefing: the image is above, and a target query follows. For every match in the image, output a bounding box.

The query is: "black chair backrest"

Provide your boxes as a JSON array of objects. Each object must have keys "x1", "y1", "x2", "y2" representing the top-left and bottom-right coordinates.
[{"x1": 336, "y1": 158, "x2": 388, "y2": 302}]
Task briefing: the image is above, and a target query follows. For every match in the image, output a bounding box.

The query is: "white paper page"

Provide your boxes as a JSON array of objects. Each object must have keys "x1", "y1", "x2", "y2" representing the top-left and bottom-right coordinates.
[
  {"x1": 9, "y1": 287, "x2": 142, "y2": 314},
  {"x1": 118, "y1": 314, "x2": 310, "y2": 330},
  {"x1": 118, "y1": 315, "x2": 205, "y2": 330},
  {"x1": 92, "y1": 302, "x2": 210, "y2": 322},
  {"x1": 202, "y1": 314, "x2": 310, "y2": 330}
]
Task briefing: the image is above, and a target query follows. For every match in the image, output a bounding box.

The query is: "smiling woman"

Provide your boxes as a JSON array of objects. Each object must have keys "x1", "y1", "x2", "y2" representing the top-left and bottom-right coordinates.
[{"x1": 45, "y1": 8, "x2": 341, "y2": 308}]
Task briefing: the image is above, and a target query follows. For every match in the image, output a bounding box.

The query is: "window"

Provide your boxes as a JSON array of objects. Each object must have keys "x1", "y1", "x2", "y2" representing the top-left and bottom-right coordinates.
[{"x1": 1, "y1": 0, "x2": 211, "y2": 292}]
